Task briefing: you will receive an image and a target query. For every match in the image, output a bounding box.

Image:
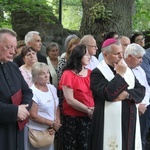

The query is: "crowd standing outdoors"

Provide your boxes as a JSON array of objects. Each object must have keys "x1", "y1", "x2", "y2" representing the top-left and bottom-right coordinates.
[
  {"x1": 0, "y1": 27, "x2": 150, "y2": 150},
  {"x1": 89, "y1": 38, "x2": 145, "y2": 150},
  {"x1": 58, "y1": 44, "x2": 94, "y2": 150}
]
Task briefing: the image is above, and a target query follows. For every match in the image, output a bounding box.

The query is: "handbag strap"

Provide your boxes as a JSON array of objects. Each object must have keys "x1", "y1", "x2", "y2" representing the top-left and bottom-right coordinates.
[
  {"x1": 29, "y1": 84, "x2": 57, "y2": 128},
  {"x1": 48, "y1": 86, "x2": 57, "y2": 121}
]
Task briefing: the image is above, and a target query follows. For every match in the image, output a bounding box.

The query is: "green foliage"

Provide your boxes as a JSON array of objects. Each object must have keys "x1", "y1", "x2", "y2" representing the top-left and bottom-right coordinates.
[
  {"x1": 0, "y1": 0, "x2": 54, "y2": 28},
  {"x1": 0, "y1": 17, "x2": 12, "y2": 28},
  {"x1": 0, "y1": 0, "x2": 82, "y2": 30},
  {"x1": 47, "y1": 0, "x2": 59, "y2": 18},
  {"x1": 0, "y1": 10, "x2": 12, "y2": 28},
  {"x1": 1, "y1": 0, "x2": 150, "y2": 32},
  {"x1": 49, "y1": 0, "x2": 82, "y2": 30},
  {"x1": 133, "y1": 0, "x2": 150, "y2": 31},
  {"x1": 89, "y1": 2, "x2": 112, "y2": 23},
  {"x1": 62, "y1": 1, "x2": 82, "y2": 30}
]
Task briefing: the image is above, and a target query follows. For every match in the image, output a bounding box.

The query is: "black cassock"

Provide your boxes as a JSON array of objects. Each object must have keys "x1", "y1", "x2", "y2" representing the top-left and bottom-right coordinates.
[
  {"x1": 0, "y1": 62, "x2": 33, "y2": 150},
  {"x1": 88, "y1": 67, "x2": 145, "y2": 150}
]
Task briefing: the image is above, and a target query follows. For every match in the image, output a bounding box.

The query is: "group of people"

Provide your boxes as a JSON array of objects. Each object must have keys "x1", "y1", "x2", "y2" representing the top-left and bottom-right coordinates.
[
  {"x1": 96, "y1": 32, "x2": 150, "y2": 150},
  {"x1": 0, "y1": 27, "x2": 149, "y2": 150}
]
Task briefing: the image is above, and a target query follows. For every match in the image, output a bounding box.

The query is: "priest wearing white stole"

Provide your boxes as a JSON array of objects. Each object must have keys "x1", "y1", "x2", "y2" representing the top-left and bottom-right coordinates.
[{"x1": 88, "y1": 38, "x2": 145, "y2": 150}]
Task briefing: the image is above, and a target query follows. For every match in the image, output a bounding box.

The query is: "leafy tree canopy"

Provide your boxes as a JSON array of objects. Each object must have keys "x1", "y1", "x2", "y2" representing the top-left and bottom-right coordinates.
[
  {"x1": 0, "y1": 0, "x2": 150, "y2": 32},
  {"x1": 0, "y1": 0, "x2": 53, "y2": 28},
  {"x1": 133, "y1": 0, "x2": 150, "y2": 31},
  {"x1": 48, "y1": 0, "x2": 82, "y2": 30}
]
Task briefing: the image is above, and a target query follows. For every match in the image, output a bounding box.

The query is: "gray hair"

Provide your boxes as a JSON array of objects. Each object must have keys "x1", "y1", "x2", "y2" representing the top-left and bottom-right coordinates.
[
  {"x1": 32, "y1": 62, "x2": 49, "y2": 83},
  {"x1": 80, "y1": 35, "x2": 94, "y2": 45},
  {"x1": 124, "y1": 43, "x2": 145, "y2": 59},
  {"x1": 24, "y1": 31, "x2": 40, "y2": 46},
  {"x1": 0, "y1": 28, "x2": 17, "y2": 42},
  {"x1": 64, "y1": 34, "x2": 78, "y2": 49},
  {"x1": 101, "y1": 40, "x2": 120, "y2": 54},
  {"x1": 46, "y1": 42, "x2": 59, "y2": 55},
  {"x1": 117, "y1": 35, "x2": 128, "y2": 41},
  {"x1": 117, "y1": 36, "x2": 130, "y2": 44}
]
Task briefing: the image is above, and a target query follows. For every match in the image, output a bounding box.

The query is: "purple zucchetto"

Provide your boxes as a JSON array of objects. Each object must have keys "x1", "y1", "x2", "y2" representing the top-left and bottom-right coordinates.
[{"x1": 102, "y1": 38, "x2": 117, "y2": 48}]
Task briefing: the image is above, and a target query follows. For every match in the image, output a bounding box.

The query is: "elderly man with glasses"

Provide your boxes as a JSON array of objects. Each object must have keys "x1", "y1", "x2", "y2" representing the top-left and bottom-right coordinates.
[{"x1": 80, "y1": 35, "x2": 99, "y2": 70}]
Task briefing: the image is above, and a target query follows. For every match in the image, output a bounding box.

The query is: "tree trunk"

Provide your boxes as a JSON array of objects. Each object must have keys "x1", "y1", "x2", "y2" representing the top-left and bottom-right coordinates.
[
  {"x1": 0, "y1": 10, "x2": 4, "y2": 27},
  {"x1": 80, "y1": 0, "x2": 135, "y2": 43}
]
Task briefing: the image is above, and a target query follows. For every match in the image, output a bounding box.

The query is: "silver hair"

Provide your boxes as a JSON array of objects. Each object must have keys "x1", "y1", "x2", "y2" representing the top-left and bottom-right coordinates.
[
  {"x1": 101, "y1": 40, "x2": 120, "y2": 54},
  {"x1": 0, "y1": 28, "x2": 17, "y2": 42},
  {"x1": 80, "y1": 35, "x2": 94, "y2": 45},
  {"x1": 124, "y1": 43, "x2": 145, "y2": 59},
  {"x1": 24, "y1": 31, "x2": 40, "y2": 46},
  {"x1": 117, "y1": 35, "x2": 129, "y2": 41},
  {"x1": 31, "y1": 62, "x2": 49, "y2": 83},
  {"x1": 64, "y1": 34, "x2": 78, "y2": 49}
]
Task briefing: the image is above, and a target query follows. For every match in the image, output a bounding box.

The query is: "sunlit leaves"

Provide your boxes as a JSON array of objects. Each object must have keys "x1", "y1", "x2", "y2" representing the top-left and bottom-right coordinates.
[{"x1": 133, "y1": 0, "x2": 150, "y2": 31}]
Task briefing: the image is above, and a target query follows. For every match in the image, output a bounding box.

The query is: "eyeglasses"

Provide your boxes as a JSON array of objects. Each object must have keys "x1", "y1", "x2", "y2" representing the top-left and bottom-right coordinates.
[
  {"x1": 87, "y1": 45, "x2": 98, "y2": 49},
  {"x1": 135, "y1": 37, "x2": 145, "y2": 43}
]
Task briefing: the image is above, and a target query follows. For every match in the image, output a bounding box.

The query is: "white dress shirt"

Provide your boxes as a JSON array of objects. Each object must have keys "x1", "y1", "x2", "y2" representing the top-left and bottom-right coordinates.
[
  {"x1": 132, "y1": 66, "x2": 150, "y2": 106},
  {"x1": 86, "y1": 56, "x2": 99, "y2": 70}
]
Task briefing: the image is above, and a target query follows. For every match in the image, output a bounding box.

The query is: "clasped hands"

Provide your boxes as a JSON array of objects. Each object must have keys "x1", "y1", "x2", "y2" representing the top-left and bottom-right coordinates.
[
  {"x1": 53, "y1": 119, "x2": 62, "y2": 131},
  {"x1": 87, "y1": 107, "x2": 94, "y2": 119},
  {"x1": 48, "y1": 119, "x2": 62, "y2": 135}
]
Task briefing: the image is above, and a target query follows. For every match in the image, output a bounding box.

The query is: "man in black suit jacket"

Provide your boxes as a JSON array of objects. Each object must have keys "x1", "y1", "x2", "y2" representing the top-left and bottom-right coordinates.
[
  {"x1": 0, "y1": 28, "x2": 33, "y2": 150},
  {"x1": 13, "y1": 31, "x2": 47, "y2": 67}
]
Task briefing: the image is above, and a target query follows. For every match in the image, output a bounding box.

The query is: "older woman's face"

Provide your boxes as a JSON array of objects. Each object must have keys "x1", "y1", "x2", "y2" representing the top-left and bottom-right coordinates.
[
  {"x1": 23, "y1": 50, "x2": 37, "y2": 66},
  {"x1": 48, "y1": 46, "x2": 59, "y2": 59},
  {"x1": 37, "y1": 69, "x2": 50, "y2": 84}
]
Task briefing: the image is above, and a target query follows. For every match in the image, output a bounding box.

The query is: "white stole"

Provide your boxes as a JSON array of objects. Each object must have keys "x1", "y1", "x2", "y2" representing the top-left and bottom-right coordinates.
[
  {"x1": 47, "y1": 57, "x2": 59, "y2": 87},
  {"x1": 97, "y1": 60, "x2": 142, "y2": 150}
]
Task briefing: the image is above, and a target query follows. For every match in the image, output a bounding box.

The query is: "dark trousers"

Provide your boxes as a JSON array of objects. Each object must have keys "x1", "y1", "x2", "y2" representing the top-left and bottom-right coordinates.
[{"x1": 140, "y1": 105, "x2": 150, "y2": 150}]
